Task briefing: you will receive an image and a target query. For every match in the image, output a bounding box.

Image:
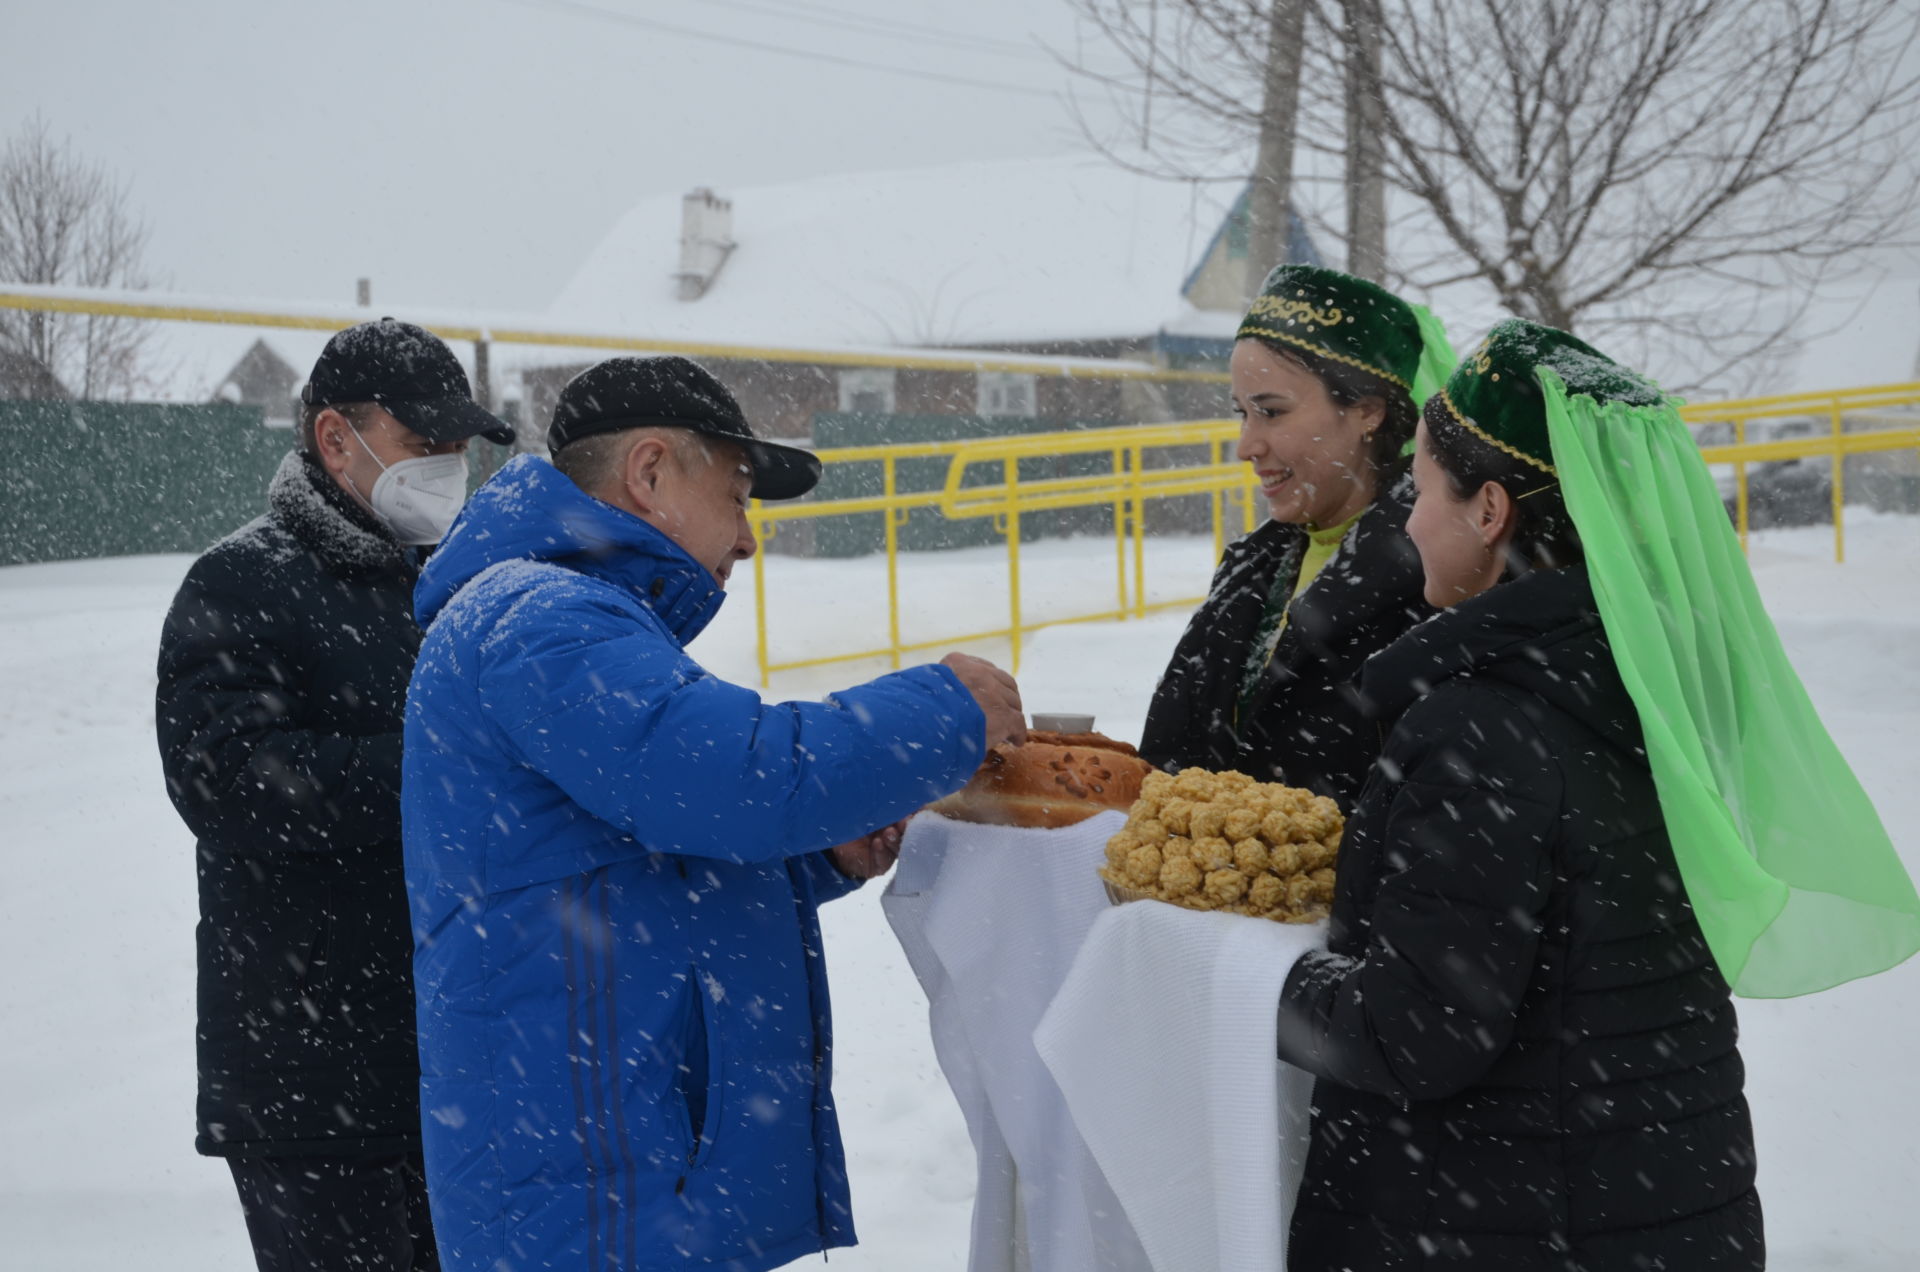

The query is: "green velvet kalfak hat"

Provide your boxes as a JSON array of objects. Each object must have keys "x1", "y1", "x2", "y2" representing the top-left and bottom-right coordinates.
[
  {"x1": 1432, "y1": 317, "x2": 1664, "y2": 474},
  {"x1": 1237, "y1": 264, "x2": 1452, "y2": 401}
]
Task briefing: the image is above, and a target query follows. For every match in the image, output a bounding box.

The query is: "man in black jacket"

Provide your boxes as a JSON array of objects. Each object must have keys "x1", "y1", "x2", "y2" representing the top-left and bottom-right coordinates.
[{"x1": 156, "y1": 319, "x2": 512, "y2": 1272}]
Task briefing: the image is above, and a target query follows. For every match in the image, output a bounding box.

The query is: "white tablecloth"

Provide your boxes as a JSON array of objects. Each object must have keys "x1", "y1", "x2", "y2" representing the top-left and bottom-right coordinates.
[
  {"x1": 884, "y1": 808, "x2": 1326, "y2": 1271},
  {"x1": 1035, "y1": 900, "x2": 1325, "y2": 1272},
  {"x1": 881, "y1": 810, "x2": 1152, "y2": 1272}
]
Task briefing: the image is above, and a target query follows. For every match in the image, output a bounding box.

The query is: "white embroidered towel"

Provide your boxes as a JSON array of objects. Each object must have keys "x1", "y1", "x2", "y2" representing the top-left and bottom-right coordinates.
[
  {"x1": 1035, "y1": 898, "x2": 1326, "y2": 1271},
  {"x1": 882, "y1": 809, "x2": 1151, "y2": 1272}
]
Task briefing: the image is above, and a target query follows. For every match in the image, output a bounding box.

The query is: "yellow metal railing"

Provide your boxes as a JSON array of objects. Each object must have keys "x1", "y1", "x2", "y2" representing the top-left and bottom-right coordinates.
[
  {"x1": 748, "y1": 382, "x2": 1920, "y2": 685},
  {"x1": 3, "y1": 283, "x2": 1914, "y2": 686},
  {"x1": 0, "y1": 282, "x2": 1234, "y2": 688},
  {"x1": 1683, "y1": 381, "x2": 1920, "y2": 561},
  {"x1": 744, "y1": 423, "x2": 1256, "y2": 683}
]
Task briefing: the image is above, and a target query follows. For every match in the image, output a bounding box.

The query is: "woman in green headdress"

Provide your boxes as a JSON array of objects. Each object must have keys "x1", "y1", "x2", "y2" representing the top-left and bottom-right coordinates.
[
  {"x1": 1139, "y1": 264, "x2": 1455, "y2": 810},
  {"x1": 1269, "y1": 318, "x2": 1920, "y2": 1270}
]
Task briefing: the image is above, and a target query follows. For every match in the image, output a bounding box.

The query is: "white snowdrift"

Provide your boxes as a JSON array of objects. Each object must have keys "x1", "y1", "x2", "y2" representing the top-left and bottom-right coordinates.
[{"x1": 1, "y1": 517, "x2": 1916, "y2": 1269}]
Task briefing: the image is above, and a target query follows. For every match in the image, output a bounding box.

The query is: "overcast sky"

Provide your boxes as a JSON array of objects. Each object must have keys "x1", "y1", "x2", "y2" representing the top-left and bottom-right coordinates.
[
  {"x1": 7, "y1": 2, "x2": 1915, "y2": 394},
  {"x1": 2, "y1": 0, "x2": 1132, "y2": 314}
]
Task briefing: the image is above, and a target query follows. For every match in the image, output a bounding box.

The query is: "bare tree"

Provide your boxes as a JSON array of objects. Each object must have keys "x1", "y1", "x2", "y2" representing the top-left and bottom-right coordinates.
[
  {"x1": 0, "y1": 115, "x2": 157, "y2": 399},
  {"x1": 1061, "y1": 0, "x2": 1920, "y2": 390}
]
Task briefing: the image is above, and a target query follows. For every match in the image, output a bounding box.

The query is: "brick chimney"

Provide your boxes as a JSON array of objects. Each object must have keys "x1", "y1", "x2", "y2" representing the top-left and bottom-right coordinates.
[{"x1": 676, "y1": 188, "x2": 735, "y2": 301}]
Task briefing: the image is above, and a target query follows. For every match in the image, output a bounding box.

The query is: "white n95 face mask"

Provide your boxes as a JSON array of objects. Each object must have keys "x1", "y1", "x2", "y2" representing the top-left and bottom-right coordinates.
[{"x1": 347, "y1": 427, "x2": 471, "y2": 545}]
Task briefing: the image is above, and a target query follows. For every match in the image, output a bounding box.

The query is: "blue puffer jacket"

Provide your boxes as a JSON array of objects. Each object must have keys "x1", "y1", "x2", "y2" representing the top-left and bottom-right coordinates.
[{"x1": 403, "y1": 456, "x2": 986, "y2": 1272}]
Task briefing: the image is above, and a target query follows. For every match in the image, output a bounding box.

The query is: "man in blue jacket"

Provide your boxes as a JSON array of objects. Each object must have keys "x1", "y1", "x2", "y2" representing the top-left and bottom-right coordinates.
[{"x1": 403, "y1": 356, "x2": 1024, "y2": 1272}]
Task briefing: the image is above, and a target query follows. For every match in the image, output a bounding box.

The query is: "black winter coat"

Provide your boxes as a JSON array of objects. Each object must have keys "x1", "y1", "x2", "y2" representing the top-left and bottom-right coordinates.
[
  {"x1": 157, "y1": 450, "x2": 426, "y2": 1157},
  {"x1": 1276, "y1": 565, "x2": 1763, "y2": 1271},
  {"x1": 1140, "y1": 472, "x2": 1432, "y2": 810}
]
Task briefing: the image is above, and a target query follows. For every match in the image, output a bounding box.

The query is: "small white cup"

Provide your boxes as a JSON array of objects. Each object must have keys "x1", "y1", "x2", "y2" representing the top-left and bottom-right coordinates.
[{"x1": 1031, "y1": 712, "x2": 1096, "y2": 733}]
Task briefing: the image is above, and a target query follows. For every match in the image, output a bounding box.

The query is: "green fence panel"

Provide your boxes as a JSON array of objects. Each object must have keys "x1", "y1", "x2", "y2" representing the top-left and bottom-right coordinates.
[{"x1": 0, "y1": 401, "x2": 293, "y2": 566}]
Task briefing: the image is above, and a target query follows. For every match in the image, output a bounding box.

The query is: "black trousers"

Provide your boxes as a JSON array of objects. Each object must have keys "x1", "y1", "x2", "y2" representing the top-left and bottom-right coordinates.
[{"x1": 226, "y1": 1151, "x2": 439, "y2": 1272}]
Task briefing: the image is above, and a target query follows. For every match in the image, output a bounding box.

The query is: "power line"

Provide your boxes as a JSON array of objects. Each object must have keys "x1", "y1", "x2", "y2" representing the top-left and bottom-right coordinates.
[{"x1": 497, "y1": 0, "x2": 1057, "y2": 99}]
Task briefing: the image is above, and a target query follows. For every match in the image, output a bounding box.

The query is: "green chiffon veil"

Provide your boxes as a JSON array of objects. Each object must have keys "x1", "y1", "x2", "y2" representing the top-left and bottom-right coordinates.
[
  {"x1": 1541, "y1": 369, "x2": 1920, "y2": 997},
  {"x1": 1409, "y1": 304, "x2": 1457, "y2": 406}
]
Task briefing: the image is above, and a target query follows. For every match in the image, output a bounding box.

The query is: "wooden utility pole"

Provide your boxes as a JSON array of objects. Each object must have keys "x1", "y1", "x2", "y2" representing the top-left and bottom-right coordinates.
[
  {"x1": 1343, "y1": 0, "x2": 1387, "y2": 282},
  {"x1": 473, "y1": 337, "x2": 491, "y2": 414},
  {"x1": 1245, "y1": 0, "x2": 1308, "y2": 299}
]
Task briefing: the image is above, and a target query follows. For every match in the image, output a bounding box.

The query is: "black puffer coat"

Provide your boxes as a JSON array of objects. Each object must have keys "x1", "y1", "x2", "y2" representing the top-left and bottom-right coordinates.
[
  {"x1": 156, "y1": 450, "x2": 425, "y2": 1157},
  {"x1": 1276, "y1": 565, "x2": 1763, "y2": 1270},
  {"x1": 1140, "y1": 471, "x2": 1432, "y2": 810}
]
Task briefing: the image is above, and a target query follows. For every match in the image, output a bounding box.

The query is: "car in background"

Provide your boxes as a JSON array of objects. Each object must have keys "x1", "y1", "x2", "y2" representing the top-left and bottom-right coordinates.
[{"x1": 1694, "y1": 417, "x2": 1832, "y2": 530}]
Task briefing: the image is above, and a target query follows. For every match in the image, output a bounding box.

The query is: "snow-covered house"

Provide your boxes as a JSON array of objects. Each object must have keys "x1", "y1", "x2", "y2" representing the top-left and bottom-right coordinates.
[
  {"x1": 526, "y1": 156, "x2": 1320, "y2": 444},
  {"x1": 209, "y1": 338, "x2": 301, "y2": 424},
  {"x1": 0, "y1": 350, "x2": 67, "y2": 401},
  {"x1": 150, "y1": 324, "x2": 333, "y2": 424}
]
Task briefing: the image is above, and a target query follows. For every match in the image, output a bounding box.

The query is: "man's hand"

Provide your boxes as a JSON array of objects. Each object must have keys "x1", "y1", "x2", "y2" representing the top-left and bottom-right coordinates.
[
  {"x1": 940, "y1": 652, "x2": 1026, "y2": 748},
  {"x1": 829, "y1": 819, "x2": 907, "y2": 879}
]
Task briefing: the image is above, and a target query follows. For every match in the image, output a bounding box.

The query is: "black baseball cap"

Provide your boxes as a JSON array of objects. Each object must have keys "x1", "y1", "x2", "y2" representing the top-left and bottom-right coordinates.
[
  {"x1": 301, "y1": 318, "x2": 515, "y2": 446},
  {"x1": 547, "y1": 355, "x2": 822, "y2": 501}
]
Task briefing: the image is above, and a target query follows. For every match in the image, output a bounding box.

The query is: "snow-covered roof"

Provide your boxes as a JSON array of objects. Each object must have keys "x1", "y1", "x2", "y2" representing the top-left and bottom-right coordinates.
[
  {"x1": 547, "y1": 155, "x2": 1243, "y2": 350},
  {"x1": 151, "y1": 323, "x2": 333, "y2": 403}
]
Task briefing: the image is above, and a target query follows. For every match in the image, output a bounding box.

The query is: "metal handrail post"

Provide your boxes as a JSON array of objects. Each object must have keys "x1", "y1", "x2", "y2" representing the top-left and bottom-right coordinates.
[
  {"x1": 1005, "y1": 456, "x2": 1023, "y2": 670},
  {"x1": 1121, "y1": 445, "x2": 1136, "y2": 618},
  {"x1": 1832, "y1": 403, "x2": 1847, "y2": 563},
  {"x1": 1734, "y1": 419, "x2": 1750, "y2": 553},
  {"x1": 1111, "y1": 447, "x2": 1128, "y2": 614},
  {"x1": 883, "y1": 455, "x2": 903, "y2": 669}
]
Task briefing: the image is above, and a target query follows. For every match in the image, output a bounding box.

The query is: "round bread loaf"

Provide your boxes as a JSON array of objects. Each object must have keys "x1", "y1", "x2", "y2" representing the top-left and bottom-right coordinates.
[{"x1": 930, "y1": 730, "x2": 1154, "y2": 828}]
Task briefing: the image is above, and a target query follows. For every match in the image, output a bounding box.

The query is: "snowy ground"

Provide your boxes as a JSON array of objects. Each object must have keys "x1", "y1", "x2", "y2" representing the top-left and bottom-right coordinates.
[{"x1": 1, "y1": 515, "x2": 1917, "y2": 1269}]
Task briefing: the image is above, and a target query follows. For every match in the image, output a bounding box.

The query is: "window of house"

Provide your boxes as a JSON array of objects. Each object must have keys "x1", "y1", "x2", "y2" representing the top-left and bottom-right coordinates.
[
  {"x1": 976, "y1": 371, "x2": 1038, "y2": 418},
  {"x1": 838, "y1": 368, "x2": 897, "y2": 414}
]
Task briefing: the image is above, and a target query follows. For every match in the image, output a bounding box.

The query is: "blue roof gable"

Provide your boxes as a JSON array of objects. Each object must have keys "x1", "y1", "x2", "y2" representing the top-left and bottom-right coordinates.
[{"x1": 1179, "y1": 181, "x2": 1323, "y2": 300}]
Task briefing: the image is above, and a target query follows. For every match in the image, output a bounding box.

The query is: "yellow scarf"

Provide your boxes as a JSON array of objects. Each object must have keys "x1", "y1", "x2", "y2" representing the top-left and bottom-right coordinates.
[
  {"x1": 1292, "y1": 513, "x2": 1362, "y2": 606},
  {"x1": 1236, "y1": 509, "x2": 1366, "y2": 720}
]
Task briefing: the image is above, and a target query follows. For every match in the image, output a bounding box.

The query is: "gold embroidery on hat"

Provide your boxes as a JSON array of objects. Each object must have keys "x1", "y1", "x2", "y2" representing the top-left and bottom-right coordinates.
[
  {"x1": 1237, "y1": 325, "x2": 1411, "y2": 391},
  {"x1": 1245, "y1": 294, "x2": 1346, "y2": 330},
  {"x1": 1436, "y1": 388, "x2": 1558, "y2": 475}
]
